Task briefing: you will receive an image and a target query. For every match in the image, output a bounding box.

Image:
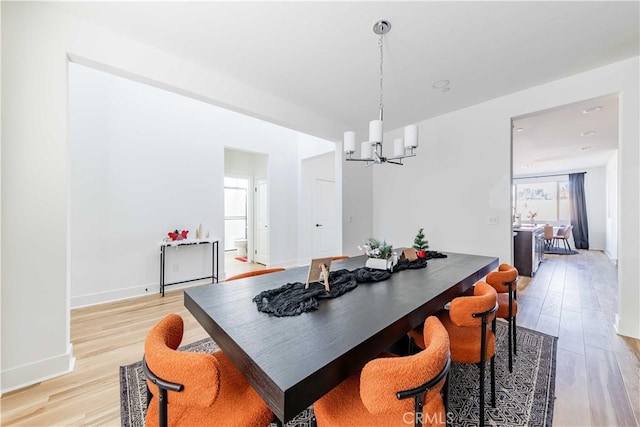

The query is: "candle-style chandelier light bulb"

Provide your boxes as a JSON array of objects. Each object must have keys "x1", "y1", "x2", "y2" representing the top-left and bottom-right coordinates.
[{"x1": 343, "y1": 20, "x2": 419, "y2": 166}]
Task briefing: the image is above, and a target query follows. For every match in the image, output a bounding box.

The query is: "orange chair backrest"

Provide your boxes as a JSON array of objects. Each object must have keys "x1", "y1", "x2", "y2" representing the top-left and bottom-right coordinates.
[
  {"x1": 331, "y1": 256, "x2": 350, "y2": 261},
  {"x1": 449, "y1": 282, "x2": 497, "y2": 328},
  {"x1": 485, "y1": 264, "x2": 518, "y2": 293},
  {"x1": 225, "y1": 268, "x2": 286, "y2": 282},
  {"x1": 360, "y1": 316, "x2": 450, "y2": 415},
  {"x1": 145, "y1": 314, "x2": 221, "y2": 408}
]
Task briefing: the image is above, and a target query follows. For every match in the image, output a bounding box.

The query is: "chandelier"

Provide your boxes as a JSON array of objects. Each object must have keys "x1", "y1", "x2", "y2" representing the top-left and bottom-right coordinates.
[{"x1": 343, "y1": 20, "x2": 418, "y2": 166}]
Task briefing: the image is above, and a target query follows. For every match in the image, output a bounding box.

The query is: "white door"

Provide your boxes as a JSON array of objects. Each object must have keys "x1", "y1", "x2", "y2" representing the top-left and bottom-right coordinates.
[
  {"x1": 312, "y1": 178, "x2": 337, "y2": 258},
  {"x1": 255, "y1": 179, "x2": 269, "y2": 265}
]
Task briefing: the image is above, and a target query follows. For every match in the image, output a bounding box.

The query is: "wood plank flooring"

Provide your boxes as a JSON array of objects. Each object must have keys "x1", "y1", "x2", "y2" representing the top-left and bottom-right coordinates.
[
  {"x1": 1, "y1": 250, "x2": 638, "y2": 426},
  {"x1": 519, "y1": 250, "x2": 639, "y2": 426}
]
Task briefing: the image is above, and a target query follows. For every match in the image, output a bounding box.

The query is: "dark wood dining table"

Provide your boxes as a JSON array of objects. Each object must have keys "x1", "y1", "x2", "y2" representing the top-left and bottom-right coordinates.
[{"x1": 184, "y1": 252, "x2": 498, "y2": 423}]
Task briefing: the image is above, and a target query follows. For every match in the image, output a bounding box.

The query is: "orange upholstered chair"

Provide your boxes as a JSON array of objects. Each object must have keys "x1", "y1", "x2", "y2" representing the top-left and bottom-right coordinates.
[
  {"x1": 486, "y1": 263, "x2": 519, "y2": 372},
  {"x1": 225, "y1": 268, "x2": 285, "y2": 282},
  {"x1": 143, "y1": 314, "x2": 273, "y2": 427},
  {"x1": 314, "y1": 316, "x2": 451, "y2": 427},
  {"x1": 408, "y1": 282, "x2": 498, "y2": 427}
]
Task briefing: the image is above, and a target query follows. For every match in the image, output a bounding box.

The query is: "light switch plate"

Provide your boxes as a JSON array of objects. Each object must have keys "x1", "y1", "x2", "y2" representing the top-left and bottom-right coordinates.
[{"x1": 488, "y1": 216, "x2": 499, "y2": 225}]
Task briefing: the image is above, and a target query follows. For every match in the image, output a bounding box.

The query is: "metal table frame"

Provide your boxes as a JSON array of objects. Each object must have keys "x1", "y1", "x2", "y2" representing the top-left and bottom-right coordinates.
[{"x1": 160, "y1": 239, "x2": 218, "y2": 296}]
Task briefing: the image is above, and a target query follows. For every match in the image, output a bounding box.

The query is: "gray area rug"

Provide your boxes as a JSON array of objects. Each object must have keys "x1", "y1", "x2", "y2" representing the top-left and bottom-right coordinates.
[
  {"x1": 544, "y1": 247, "x2": 579, "y2": 255},
  {"x1": 120, "y1": 321, "x2": 556, "y2": 427}
]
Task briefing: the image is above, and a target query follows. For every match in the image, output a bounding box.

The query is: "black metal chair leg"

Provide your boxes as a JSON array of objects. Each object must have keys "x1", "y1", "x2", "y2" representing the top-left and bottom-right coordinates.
[
  {"x1": 444, "y1": 374, "x2": 450, "y2": 427},
  {"x1": 508, "y1": 297, "x2": 513, "y2": 373},
  {"x1": 513, "y1": 315, "x2": 518, "y2": 356},
  {"x1": 490, "y1": 355, "x2": 496, "y2": 408},
  {"x1": 479, "y1": 361, "x2": 485, "y2": 427}
]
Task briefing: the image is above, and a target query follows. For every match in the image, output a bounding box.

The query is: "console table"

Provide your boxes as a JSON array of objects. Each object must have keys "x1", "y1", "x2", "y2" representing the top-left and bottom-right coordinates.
[{"x1": 159, "y1": 238, "x2": 219, "y2": 296}]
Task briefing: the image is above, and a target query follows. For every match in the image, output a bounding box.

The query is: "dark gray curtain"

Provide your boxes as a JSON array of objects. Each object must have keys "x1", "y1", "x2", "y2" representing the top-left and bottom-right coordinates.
[{"x1": 569, "y1": 173, "x2": 589, "y2": 249}]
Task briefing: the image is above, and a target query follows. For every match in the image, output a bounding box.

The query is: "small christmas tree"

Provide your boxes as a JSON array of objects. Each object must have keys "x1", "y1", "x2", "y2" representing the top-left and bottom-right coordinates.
[{"x1": 413, "y1": 228, "x2": 429, "y2": 252}]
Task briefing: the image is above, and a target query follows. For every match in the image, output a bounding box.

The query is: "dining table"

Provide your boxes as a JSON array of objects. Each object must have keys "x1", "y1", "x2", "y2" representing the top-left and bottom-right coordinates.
[{"x1": 184, "y1": 251, "x2": 498, "y2": 423}]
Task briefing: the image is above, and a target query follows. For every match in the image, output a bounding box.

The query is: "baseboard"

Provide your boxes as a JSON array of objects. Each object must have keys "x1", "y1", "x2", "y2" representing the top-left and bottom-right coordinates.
[
  {"x1": 268, "y1": 259, "x2": 300, "y2": 269},
  {"x1": 604, "y1": 249, "x2": 618, "y2": 265},
  {"x1": 1, "y1": 344, "x2": 75, "y2": 395},
  {"x1": 70, "y1": 280, "x2": 214, "y2": 309}
]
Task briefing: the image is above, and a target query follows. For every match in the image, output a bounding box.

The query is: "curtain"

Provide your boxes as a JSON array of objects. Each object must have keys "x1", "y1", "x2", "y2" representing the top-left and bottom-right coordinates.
[{"x1": 569, "y1": 173, "x2": 589, "y2": 249}]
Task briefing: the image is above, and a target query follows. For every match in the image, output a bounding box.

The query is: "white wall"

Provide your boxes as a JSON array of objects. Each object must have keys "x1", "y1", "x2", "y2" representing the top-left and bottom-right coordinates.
[
  {"x1": 342, "y1": 164, "x2": 374, "y2": 256},
  {"x1": 225, "y1": 149, "x2": 268, "y2": 178},
  {"x1": 583, "y1": 167, "x2": 606, "y2": 251},
  {"x1": 70, "y1": 62, "x2": 334, "y2": 305},
  {"x1": 605, "y1": 151, "x2": 618, "y2": 261},
  {"x1": 366, "y1": 57, "x2": 639, "y2": 339},
  {"x1": 70, "y1": 63, "x2": 225, "y2": 306},
  {"x1": 1, "y1": 2, "x2": 345, "y2": 392}
]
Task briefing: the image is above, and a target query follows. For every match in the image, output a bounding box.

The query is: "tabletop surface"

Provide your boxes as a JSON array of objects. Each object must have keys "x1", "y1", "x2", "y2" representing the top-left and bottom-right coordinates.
[{"x1": 184, "y1": 252, "x2": 498, "y2": 421}]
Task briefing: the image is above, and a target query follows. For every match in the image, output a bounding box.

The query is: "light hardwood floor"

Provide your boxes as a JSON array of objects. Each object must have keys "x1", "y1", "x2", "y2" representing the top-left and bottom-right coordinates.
[{"x1": 1, "y1": 250, "x2": 638, "y2": 426}]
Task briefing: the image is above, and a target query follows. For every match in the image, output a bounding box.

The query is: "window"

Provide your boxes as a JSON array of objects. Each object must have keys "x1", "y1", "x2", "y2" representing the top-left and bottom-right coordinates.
[
  {"x1": 514, "y1": 177, "x2": 570, "y2": 222},
  {"x1": 224, "y1": 177, "x2": 249, "y2": 250}
]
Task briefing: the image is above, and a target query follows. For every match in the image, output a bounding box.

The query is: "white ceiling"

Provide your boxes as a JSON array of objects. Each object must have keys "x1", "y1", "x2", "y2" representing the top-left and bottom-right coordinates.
[
  {"x1": 51, "y1": 1, "x2": 639, "y2": 171},
  {"x1": 513, "y1": 94, "x2": 619, "y2": 177}
]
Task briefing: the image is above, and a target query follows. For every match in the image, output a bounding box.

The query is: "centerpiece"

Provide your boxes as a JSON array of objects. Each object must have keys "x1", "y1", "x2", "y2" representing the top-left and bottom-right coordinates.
[{"x1": 359, "y1": 237, "x2": 395, "y2": 270}]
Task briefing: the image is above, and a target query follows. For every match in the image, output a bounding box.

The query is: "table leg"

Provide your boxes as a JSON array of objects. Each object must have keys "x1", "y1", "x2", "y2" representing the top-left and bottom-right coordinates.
[{"x1": 160, "y1": 246, "x2": 165, "y2": 297}]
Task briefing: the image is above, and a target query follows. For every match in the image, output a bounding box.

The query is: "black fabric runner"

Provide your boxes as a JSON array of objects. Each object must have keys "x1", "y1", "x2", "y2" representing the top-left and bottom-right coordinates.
[{"x1": 253, "y1": 252, "x2": 447, "y2": 317}]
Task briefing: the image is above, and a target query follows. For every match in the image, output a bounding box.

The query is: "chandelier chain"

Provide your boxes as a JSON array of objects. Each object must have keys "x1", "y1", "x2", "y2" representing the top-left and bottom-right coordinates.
[{"x1": 379, "y1": 31, "x2": 384, "y2": 121}]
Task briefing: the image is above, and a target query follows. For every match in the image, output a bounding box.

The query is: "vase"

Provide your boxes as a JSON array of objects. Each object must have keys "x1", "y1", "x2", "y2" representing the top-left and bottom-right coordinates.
[{"x1": 366, "y1": 257, "x2": 391, "y2": 270}]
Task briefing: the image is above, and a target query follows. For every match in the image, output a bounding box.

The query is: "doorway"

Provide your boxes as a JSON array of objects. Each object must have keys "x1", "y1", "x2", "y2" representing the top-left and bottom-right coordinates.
[
  {"x1": 511, "y1": 94, "x2": 619, "y2": 268},
  {"x1": 301, "y1": 152, "x2": 340, "y2": 260},
  {"x1": 224, "y1": 148, "x2": 269, "y2": 276}
]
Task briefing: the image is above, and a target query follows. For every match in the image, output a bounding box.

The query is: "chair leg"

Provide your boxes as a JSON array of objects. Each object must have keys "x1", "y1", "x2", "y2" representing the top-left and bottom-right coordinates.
[
  {"x1": 444, "y1": 374, "x2": 450, "y2": 427},
  {"x1": 479, "y1": 361, "x2": 485, "y2": 427},
  {"x1": 508, "y1": 316, "x2": 513, "y2": 372},
  {"x1": 159, "y1": 389, "x2": 168, "y2": 427},
  {"x1": 490, "y1": 355, "x2": 496, "y2": 408},
  {"x1": 513, "y1": 315, "x2": 517, "y2": 356}
]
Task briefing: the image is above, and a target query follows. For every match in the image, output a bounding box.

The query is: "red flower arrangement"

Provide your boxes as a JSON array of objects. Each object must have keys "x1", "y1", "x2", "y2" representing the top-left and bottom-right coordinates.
[{"x1": 167, "y1": 229, "x2": 189, "y2": 241}]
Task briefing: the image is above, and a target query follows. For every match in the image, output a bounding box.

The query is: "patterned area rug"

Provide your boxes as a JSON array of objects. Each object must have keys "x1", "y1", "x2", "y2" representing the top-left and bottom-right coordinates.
[{"x1": 120, "y1": 322, "x2": 556, "y2": 426}]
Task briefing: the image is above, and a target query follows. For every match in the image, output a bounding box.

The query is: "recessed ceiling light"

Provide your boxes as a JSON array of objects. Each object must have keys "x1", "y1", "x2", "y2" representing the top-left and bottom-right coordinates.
[
  {"x1": 582, "y1": 106, "x2": 603, "y2": 114},
  {"x1": 515, "y1": 127, "x2": 524, "y2": 132},
  {"x1": 580, "y1": 146, "x2": 592, "y2": 151},
  {"x1": 580, "y1": 131, "x2": 596, "y2": 136},
  {"x1": 432, "y1": 79, "x2": 450, "y2": 90},
  {"x1": 521, "y1": 163, "x2": 534, "y2": 169}
]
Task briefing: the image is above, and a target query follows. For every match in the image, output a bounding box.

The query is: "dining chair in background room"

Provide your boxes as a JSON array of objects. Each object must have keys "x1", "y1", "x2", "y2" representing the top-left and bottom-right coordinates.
[
  {"x1": 543, "y1": 225, "x2": 554, "y2": 250},
  {"x1": 225, "y1": 268, "x2": 286, "y2": 282},
  {"x1": 552, "y1": 225, "x2": 566, "y2": 249},
  {"x1": 409, "y1": 282, "x2": 498, "y2": 427},
  {"x1": 314, "y1": 316, "x2": 451, "y2": 427},
  {"x1": 143, "y1": 314, "x2": 274, "y2": 427},
  {"x1": 485, "y1": 264, "x2": 519, "y2": 372},
  {"x1": 556, "y1": 224, "x2": 574, "y2": 253}
]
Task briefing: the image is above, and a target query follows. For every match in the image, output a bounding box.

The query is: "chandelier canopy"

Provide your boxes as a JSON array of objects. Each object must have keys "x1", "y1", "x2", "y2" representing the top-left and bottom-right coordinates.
[{"x1": 344, "y1": 20, "x2": 418, "y2": 166}]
